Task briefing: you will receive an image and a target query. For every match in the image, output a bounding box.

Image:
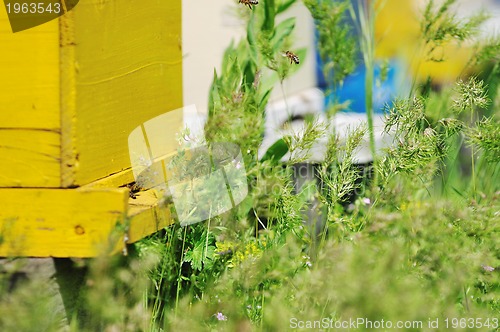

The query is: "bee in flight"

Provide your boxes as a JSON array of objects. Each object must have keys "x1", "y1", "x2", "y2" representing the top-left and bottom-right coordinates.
[
  {"x1": 239, "y1": 0, "x2": 258, "y2": 9},
  {"x1": 283, "y1": 50, "x2": 300, "y2": 64}
]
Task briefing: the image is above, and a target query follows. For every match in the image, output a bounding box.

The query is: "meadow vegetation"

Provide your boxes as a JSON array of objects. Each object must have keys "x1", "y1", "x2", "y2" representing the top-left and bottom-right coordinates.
[{"x1": 0, "y1": 0, "x2": 499, "y2": 331}]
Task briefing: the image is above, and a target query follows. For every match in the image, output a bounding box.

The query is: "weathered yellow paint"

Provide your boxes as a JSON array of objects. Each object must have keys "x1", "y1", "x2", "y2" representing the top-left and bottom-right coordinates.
[
  {"x1": 0, "y1": 0, "x2": 182, "y2": 188},
  {"x1": 0, "y1": 129, "x2": 61, "y2": 187},
  {"x1": 127, "y1": 189, "x2": 174, "y2": 244},
  {"x1": 0, "y1": 9, "x2": 60, "y2": 129},
  {"x1": 0, "y1": 188, "x2": 129, "y2": 257},
  {"x1": 60, "y1": 8, "x2": 78, "y2": 189},
  {"x1": 84, "y1": 168, "x2": 136, "y2": 189},
  {"x1": 0, "y1": 9, "x2": 61, "y2": 187},
  {"x1": 0, "y1": 186, "x2": 174, "y2": 257},
  {"x1": 60, "y1": 0, "x2": 183, "y2": 187},
  {"x1": 83, "y1": 170, "x2": 175, "y2": 243},
  {"x1": 0, "y1": 0, "x2": 182, "y2": 256},
  {"x1": 83, "y1": 167, "x2": 174, "y2": 243}
]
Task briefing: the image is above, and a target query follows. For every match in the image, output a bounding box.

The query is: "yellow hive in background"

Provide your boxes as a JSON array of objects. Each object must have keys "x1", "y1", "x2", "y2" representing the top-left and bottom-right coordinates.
[
  {"x1": 376, "y1": 0, "x2": 474, "y2": 83},
  {"x1": 0, "y1": 0, "x2": 182, "y2": 257}
]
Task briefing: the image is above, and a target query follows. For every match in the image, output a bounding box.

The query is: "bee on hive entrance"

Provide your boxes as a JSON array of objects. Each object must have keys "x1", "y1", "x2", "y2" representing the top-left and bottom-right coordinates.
[
  {"x1": 126, "y1": 182, "x2": 142, "y2": 199},
  {"x1": 283, "y1": 51, "x2": 300, "y2": 64},
  {"x1": 239, "y1": 0, "x2": 258, "y2": 10}
]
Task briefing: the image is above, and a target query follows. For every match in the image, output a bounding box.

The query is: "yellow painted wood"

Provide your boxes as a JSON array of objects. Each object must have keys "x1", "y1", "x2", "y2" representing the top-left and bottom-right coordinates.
[
  {"x1": 1, "y1": 0, "x2": 182, "y2": 188},
  {"x1": 127, "y1": 189, "x2": 174, "y2": 244},
  {"x1": 0, "y1": 0, "x2": 183, "y2": 256},
  {"x1": 0, "y1": 188, "x2": 129, "y2": 257},
  {"x1": 0, "y1": 9, "x2": 61, "y2": 187},
  {"x1": 84, "y1": 168, "x2": 136, "y2": 189},
  {"x1": 0, "y1": 10, "x2": 60, "y2": 129},
  {"x1": 60, "y1": 0, "x2": 183, "y2": 187},
  {"x1": 0, "y1": 186, "x2": 175, "y2": 257},
  {"x1": 0, "y1": 129, "x2": 61, "y2": 187},
  {"x1": 60, "y1": 8, "x2": 78, "y2": 189},
  {"x1": 82, "y1": 169, "x2": 175, "y2": 243}
]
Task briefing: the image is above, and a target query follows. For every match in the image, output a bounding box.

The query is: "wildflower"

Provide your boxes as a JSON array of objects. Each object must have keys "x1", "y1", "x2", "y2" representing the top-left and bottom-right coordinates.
[
  {"x1": 362, "y1": 197, "x2": 371, "y2": 205},
  {"x1": 481, "y1": 265, "x2": 495, "y2": 272},
  {"x1": 232, "y1": 159, "x2": 242, "y2": 170},
  {"x1": 215, "y1": 312, "x2": 227, "y2": 321},
  {"x1": 347, "y1": 203, "x2": 355, "y2": 212},
  {"x1": 302, "y1": 255, "x2": 312, "y2": 268}
]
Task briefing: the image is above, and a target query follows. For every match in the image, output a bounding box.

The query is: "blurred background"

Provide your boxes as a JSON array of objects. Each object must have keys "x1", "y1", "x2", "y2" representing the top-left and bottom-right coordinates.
[{"x1": 182, "y1": 0, "x2": 500, "y2": 114}]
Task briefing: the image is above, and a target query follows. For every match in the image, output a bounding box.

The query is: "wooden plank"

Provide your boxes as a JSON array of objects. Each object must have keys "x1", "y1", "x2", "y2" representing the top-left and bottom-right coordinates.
[
  {"x1": 127, "y1": 189, "x2": 174, "y2": 243},
  {"x1": 0, "y1": 129, "x2": 61, "y2": 187},
  {"x1": 0, "y1": 188, "x2": 129, "y2": 257},
  {"x1": 0, "y1": 185, "x2": 176, "y2": 257},
  {"x1": 60, "y1": 0, "x2": 183, "y2": 187},
  {"x1": 82, "y1": 168, "x2": 175, "y2": 241},
  {"x1": 84, "y1": 167, "x2": 136, "y2": 189},
  {"x1": 85, "y1": 169, "x2": 175, "y2": 243},
  {"x1": 0, "y1": 10, "x2": 60, "y2": 129},
  {"x1": 0, "y1": 7, "x2": 61, "y2": 187},
  {"x1": 60, "y1": 9, "x2": 77, "y2": 188}
]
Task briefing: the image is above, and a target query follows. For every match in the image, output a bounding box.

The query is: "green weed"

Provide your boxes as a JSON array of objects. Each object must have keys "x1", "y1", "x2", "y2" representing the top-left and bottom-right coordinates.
[{"x1": 1, "y1": 1, "x2": 499, "y2": 331}]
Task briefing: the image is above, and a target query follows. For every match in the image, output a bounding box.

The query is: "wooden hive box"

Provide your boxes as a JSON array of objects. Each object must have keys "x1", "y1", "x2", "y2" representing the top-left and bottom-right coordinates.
[{"x1": 0, "y1": 0, "x2": 182, "y2": 257}]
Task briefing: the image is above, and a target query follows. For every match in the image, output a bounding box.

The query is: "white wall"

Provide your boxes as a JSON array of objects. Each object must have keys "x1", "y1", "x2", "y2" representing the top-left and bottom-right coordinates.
[{"x1": 182, "y1": 0, "x2": 316, "y2": 114}]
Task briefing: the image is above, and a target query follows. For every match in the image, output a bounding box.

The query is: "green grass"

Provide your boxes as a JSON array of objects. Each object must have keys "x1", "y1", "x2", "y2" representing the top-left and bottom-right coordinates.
[{"x1": 1, "y1": 0, "x2": 499, "y2": 331}]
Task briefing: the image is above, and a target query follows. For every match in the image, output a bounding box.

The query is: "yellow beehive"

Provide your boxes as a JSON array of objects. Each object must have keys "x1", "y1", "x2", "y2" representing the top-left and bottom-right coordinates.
[
  {"x1": 376, "y1": 0, "x2": 473, "y2": 83},
  {"x1": 0, "y1": 0, "x2": 182, "y2": 257}
]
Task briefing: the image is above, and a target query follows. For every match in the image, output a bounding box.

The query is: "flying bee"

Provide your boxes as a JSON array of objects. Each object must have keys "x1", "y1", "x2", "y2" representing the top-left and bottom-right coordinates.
[
  {"x1": 239, "y1": 0, "x2": 258, "y2": 9},
  {"x1": 283, "y1": 51, "x2": 300, "y2": 64}
]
